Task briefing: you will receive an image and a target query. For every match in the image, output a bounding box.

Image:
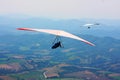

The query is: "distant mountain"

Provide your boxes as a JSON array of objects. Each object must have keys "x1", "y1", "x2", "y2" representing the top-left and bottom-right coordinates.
[
  {"x1": 0, "y1": 15, "x2": 120, "y2": 39},
  {"x1": 0, "y1": 34, "x2": 120, "y2": 67}
]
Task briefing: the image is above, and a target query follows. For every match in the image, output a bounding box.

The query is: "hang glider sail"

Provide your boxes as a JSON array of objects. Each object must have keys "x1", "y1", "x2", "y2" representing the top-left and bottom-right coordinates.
[
  {"x1": 82, "y1": 23, "x2": 100, "y2": 29},
  {"x1": 83, "y1": 23, "x2": 99, "y2": 27},
  {"x1": 17, "y1": 28, "x2": 95, "y2": 46}
]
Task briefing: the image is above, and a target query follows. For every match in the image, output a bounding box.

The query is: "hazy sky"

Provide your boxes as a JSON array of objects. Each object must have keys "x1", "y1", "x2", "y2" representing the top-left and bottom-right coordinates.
[{"x1": 0, "y1": 0, "x2": 120, "y2": 19}]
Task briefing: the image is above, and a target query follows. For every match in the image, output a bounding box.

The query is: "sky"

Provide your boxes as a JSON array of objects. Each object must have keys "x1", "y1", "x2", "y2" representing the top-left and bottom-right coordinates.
[{"x1": 0, "y1": 0, "x2": 120, "y2": 19}]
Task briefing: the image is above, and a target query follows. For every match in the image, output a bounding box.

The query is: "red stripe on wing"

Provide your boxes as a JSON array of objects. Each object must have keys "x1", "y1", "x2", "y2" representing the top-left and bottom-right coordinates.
[
  {"x1": 17, "y1": 28, "x2": 34, "y2": 31},
  {"x1": 85, "y1": 41, "x2": 95, "y2": 46}
]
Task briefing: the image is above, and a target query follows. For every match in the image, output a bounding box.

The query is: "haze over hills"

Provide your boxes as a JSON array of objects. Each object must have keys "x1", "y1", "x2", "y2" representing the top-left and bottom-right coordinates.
[{"x1": 0, "y1": 15, "x2": 120, "y2": 39}]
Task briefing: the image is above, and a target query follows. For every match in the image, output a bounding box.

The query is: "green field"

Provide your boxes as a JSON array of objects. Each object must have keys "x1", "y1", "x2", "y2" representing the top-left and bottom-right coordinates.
[
  {"x1": 9, "y1": 70, "x2": 83, "y2": 80},
  {"x1": 112, "y1": 76, "x2": 120, "y2": 80},
  {"x1": 9, "y1": 70, "x2": 44, "y2": 80}
]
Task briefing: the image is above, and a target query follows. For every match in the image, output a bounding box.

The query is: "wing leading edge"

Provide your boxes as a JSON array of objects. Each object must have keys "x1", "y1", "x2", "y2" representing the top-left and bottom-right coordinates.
[{"x1": 17, "y1": 28, "x2": 95, "y2": 46}]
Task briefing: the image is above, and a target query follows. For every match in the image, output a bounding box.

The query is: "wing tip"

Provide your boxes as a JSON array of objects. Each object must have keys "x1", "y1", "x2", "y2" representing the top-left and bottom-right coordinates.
[
  {"x1": 17, "y1": 28, "x2": 28, "y2": 30},
  {"x1": 85, "y1": 41, "x2": 95, "y2": 46},
  {"x1": 90, "y1": 44, "x2": 95, "y2": 46},
  {"x1": 17, "y1": 28, "x2": 33, "y2": 31}
]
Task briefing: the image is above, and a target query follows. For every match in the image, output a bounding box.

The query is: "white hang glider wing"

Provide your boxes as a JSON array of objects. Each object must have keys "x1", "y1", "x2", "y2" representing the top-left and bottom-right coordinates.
[
  {"x1": 83, "y1": 23, "x2": 100, "y2": 27},
  {"x1": 17, "y1": 28, "x2": 95, "y2": 46},
  {"x1": 83, "y1": 24, "x2": 94, "y2": 27}
]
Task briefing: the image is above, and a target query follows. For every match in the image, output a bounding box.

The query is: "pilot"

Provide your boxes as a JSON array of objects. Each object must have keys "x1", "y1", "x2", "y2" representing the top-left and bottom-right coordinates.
[
  {"x1": 51, "y1": 41, "x2": 62, "y2": 49},
  {"x1": 88, "y1": 27, "x2": 91, "y2": 29}
]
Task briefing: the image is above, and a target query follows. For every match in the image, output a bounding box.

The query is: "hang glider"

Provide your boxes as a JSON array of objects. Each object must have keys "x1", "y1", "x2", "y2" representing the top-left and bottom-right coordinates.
[
  {"x1": 17, "y1": 28, "x2": 95, "y2": 47},
  {"x1": 82, "y1": 23, "x2": 100, "y2": 29}
]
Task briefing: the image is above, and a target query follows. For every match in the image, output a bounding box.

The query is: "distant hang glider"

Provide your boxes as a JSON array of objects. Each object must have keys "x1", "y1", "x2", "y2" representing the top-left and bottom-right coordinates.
[
  {"x1": 82, "y1": 23, "x2": 100, "y2": 29},
  {"x1": 17, "y1": 28, "x2": 95, "y2": 48}
]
